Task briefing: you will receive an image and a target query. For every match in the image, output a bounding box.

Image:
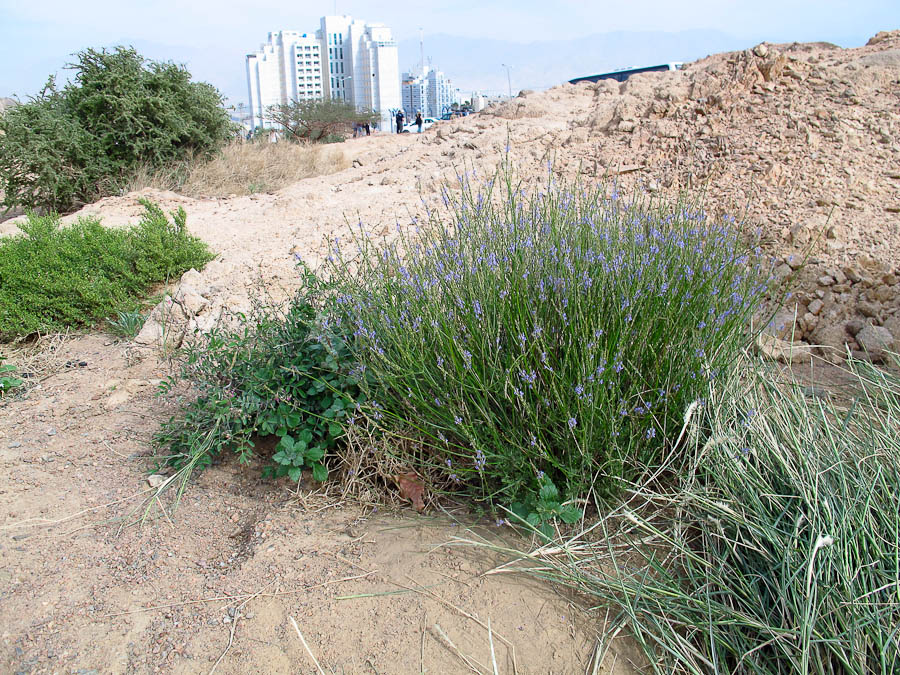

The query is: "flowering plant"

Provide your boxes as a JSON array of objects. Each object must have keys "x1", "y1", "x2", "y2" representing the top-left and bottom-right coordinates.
[{"x1": 328, "y1": 160, "x2": 774, "y2": 507}]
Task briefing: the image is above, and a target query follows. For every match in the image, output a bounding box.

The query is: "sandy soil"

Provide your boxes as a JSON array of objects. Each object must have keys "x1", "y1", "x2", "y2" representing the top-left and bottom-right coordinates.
[{"x1": 2, "y1": 31, "x2": 899, "y2": 673}]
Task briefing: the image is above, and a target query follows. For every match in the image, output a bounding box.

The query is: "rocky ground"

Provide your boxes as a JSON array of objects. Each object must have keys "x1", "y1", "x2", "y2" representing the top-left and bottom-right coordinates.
[{"x1": 1, "y1": 29, "x2": 899, "y2": 674}]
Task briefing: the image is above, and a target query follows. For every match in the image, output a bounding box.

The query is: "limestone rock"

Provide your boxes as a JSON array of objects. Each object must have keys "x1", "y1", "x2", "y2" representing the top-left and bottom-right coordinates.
[
  {"x1": 855, "y1": 325, "x2": 896, "y2": 362},
  {"x1": 757, "y1": 333, "x2": 813, "y2": 363}
]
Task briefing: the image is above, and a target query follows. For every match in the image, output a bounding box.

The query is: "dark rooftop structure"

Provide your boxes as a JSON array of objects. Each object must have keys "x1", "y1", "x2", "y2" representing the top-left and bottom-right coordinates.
[{"x1": 569, "y1": 62, "x2": 683, "y2": 85}]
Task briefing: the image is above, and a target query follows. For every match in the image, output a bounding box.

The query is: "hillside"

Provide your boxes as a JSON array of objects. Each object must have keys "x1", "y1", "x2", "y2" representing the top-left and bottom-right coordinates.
[{"x1": 0, "y1": 30, "x2": 898, "y2": 673}]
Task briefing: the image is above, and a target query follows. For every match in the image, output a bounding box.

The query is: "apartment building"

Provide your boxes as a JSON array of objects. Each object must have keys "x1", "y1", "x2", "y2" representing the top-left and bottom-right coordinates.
[
  {"x1": 401, "y1": 66, "x2": 454, "y2": 119},
  {"x1": 246, "y1": 16, "x2": 401, "y2": 131}
]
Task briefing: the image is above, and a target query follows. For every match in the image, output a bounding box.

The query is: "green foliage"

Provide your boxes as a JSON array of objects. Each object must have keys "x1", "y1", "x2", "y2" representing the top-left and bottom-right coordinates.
[
  {"x1": 154, "y1": 264, "x2": 365, "y2": 484},
  {"x1": 502, "y1": 355, "x2": 900, "y2": 673},
  {"x1": 107, "y1": 310, "x2": 146, "y2": 338},
  {"x1": 0, "y1": 47, "x2": 231, "y2": 212},
  {"x1": 0, "y1": 357, "x2": 22, "y2": 395},
  {"x1": 325, "y1": 160, "x2": 774, "y2": 508},
  {"x1": 509, "y1": 475, "x2": 582, "y2": 539},
  {"x1": 0, "y1": 200, "x2": 213, "y2": 339},
  {"x1": 265, "y1": 99, "x2": 378, "y2": 143}
]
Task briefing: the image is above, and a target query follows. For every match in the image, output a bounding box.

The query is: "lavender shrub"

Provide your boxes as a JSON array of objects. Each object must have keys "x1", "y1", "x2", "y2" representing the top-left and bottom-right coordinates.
[{"x1": 326, "y1": 163, "x2": 774, "y2": 506}]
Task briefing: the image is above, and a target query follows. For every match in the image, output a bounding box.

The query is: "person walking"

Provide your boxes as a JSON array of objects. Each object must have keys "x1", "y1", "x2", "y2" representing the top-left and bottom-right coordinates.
[
  {"x1": 395, "y1": 110, "x2": 405, "y2": 134},
  {"x1": 415, "y1": 112, "x2": 424, "y2": 133}
]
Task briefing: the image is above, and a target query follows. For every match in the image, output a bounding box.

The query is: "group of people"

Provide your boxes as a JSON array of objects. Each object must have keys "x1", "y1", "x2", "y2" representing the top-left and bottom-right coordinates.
[
  {"x1": 395, "y1": 110, "x2": 425, "y2": 134},
  {"x1": 352, "y1": 122, "x2": 372, "y2": 137}
]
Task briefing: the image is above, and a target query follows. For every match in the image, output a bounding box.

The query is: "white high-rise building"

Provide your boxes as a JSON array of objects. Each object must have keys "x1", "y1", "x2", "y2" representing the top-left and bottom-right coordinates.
[
  {"x1": 246, "y1": 16, "x2": 401, "y2": 132},
  {"x1": 247, "y1": 31, "x2": 325, "y2": 130},
  {"x1": 401, "y1": 66, "x2": 454, "y2": 119}
]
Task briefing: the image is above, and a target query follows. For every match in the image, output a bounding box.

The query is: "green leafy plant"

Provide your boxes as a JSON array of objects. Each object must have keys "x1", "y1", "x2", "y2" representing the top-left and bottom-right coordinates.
[
  {"x1": 509, "y1": 475, "x2": 582, "y2": 539},
  {"x1": 0, "y1": 47, "x2": 231, "y2": 212},
  {"x1": 107, "y1": 310, "x2": 146, "y2": 338},
  {"x1": 271, "y1": 429, "x2": 329, "y2": 482},
  {"x1": 0, "y1": 357, "x2": 22, "y2": 395},
  {"x1": 0, "y1": 200, "x2": 213, "y2": 339},
  {"x1": 154, "y1": 264, "x2": 365, "y2": 488}
]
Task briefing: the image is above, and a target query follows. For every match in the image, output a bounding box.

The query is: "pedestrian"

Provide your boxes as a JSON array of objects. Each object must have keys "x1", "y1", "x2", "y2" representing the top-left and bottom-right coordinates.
[
  {"x1": 415, "y1": 112, "x2": 424, "y2": 133},
  {"x1": 365, "y1": 121, "x2": 371, "y2": 136},
  {"x1": 395, "y1": 110, "x2": 405, "y2": 134}
]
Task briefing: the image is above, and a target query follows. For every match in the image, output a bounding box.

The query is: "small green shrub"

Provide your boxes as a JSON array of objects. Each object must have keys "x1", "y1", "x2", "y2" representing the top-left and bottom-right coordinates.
[
  {"x1": 108, "y1": 310, "x2": 146, "y2": 338},
  {"x1": 325, "y1": 162, "x2": 774, "y2": 507},
  {"x1": 154, "y1": 265, "x2": 365, "y2": 485},
  {"x1": 0, "y1": 47, "x2": 231, "y2": 212},
  {"x1": 0, "y1": 200, "x2": 213, "y2": 339},
  {"x1": 0, "y1": 357, "x2": 22, "y2": 395}
]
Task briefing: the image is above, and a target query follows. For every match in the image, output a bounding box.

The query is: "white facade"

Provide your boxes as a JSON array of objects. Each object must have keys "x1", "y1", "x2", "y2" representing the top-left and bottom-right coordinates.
[
  {"x1": 317, "y1": 16, "x2": 400, "y2": 130},
  {"x1": 402, "y1": 66, "x2": 454, "y2": 118},
  {"x1": 246, "y1": 16, "x2": 401, "y2": 132},
  {"x1": 247, "y1": 31, "x2": 325, "y2": 129}
]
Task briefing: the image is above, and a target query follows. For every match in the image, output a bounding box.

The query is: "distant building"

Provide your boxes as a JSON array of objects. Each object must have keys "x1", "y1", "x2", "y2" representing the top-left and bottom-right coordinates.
[
  {"x1": 246, "y1": 16, "x2": 401, "y2": 131},
  {"x1": 401, "y1": 66, "x2": 454, "y2": 118},
  {"x1": 246, "y1": 31, "x2": 325, "y2": 129},
  {"x1": 569, "y1": 62, "x2": 683, "y2": 85}
]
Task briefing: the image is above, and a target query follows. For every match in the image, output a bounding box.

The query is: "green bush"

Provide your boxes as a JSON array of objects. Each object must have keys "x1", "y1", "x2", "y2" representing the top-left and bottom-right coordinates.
[
  {"x1": 0, "y1": 47, "x2": 231, "y2": 212},
  {"x1": 154, "y1": 265, "x2": 366, "y2": 486},
  {"x1": 0, "y1": 200, "x2": 213, "y2": 339},
  {"x1": 325, "y1": 163, "x2": 774, "y2": 506},
  {"x1": 490, "y1": 355, "x2": 900, "y2": 673}
]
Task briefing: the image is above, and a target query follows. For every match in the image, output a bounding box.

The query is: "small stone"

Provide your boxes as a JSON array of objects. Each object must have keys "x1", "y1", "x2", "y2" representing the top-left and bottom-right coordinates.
[
  {"x1": 808, "y1": 299, "x2": 824, "y2": 315},
  {"x1": 8, "y1": 441, "x2": 22, "y2": 448},
  {"x1": 843, "y1": 266, "x2": 861, "y2": 283},
  {"x1": 845, "y1": 319, "x2": 865, "y2": 336},
  {"x1": 756, "y1": 333, "x2": 813, "y2": 364},
  {"x1": 46, "y1": 428, "x2": 57, "y2": 436},
  {"x1": 775, "y1": 263, "x2": 793, "y2": 278},
  {"x1": 147, "y1": 474, "x2": 167, "y2": 488},
  {"x1": 858, "y1": 301, "x2": 880, "y2": 318},
  {"x1": 753, "y1": 43, "x2": 770, "y2": 58},
  {"x1": 856, "y1": 325, "x2": 895, "y2": 362},
  {"x1": 818, "y1": 275, "x2": 835, "y2": 287}
]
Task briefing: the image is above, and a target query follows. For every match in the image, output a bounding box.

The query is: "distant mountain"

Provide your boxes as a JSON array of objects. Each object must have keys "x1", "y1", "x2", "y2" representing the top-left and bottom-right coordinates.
[{"x1": 397, "y1": 30, "x2": 751, "y2": 95}]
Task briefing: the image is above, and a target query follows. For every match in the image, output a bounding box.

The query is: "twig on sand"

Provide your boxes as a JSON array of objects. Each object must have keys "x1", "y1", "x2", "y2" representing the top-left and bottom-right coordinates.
[
  {"x1": 432, "y1": 623, "x2": 486, "y2": 674},
  {"x1": 488, "y1": 617, "x2": 499, "y2": 675},
  {"x1": 99, "y1": 570, "x2": 377, "y2": 618},
  {"x1": 0, "y1": 488, "x2": 154, "y2": 531},
  {"x1": 401, "y1": 575, "x2": 518, "y2": 674},
  {"x1": 208, "y1": 588, "x2": 267, "y2": 674},
  {"x1": 289, "y1": 615, "x2": 326, "y2": 675}
]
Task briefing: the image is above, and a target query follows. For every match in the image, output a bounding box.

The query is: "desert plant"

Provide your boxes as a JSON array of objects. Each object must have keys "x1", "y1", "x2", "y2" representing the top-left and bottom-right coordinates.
[
  {"x1": 467, "y1": 354, "x2": 900, "y2": 673},
  {"x1": 0, "y1": 356, "x2": 22, "y2": 395},
  {"x1": 154, "y1": 264, "x2": 366, "y2": 490},
  {"x1": 0, "y1": 200, "x2": 213, "y2": 339},
  {"x1": 0, "y1": 47, "x2": 231, "y2": 212},
  {"x1": 107, "y1": 310, "x2": 146, "y2": 338},
  {"x1": 324, "y1": 162, "x2": 775, "y2": 508},
  {"x1": 265, "y1": 99, "x2": 378, "y2": 142}
]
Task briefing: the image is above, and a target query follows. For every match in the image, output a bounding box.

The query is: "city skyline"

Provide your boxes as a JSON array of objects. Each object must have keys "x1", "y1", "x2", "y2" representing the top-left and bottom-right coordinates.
[{"x1": 1, "y1": 1, "x2": 897, "y2": 104}]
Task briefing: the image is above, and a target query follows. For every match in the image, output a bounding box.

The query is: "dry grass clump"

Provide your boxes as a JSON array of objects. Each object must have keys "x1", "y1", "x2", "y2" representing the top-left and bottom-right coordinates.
[{"x1": 128, "y1": 140, "x2": 350, "y2": 198}]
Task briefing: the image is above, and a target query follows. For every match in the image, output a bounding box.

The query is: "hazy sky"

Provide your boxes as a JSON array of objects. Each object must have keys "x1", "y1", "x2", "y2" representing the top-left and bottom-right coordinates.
[{"x1": 1, "y1": 0, "x2": 897, "y2": 101}]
